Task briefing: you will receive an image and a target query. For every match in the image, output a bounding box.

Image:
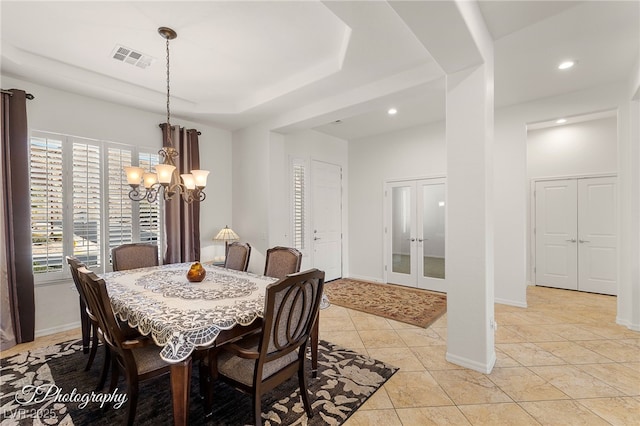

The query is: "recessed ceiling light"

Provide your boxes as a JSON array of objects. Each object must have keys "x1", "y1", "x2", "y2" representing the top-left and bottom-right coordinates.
[
  {"x1": 558, "y1": 60, "x2": 575, "y2": 70},
  {"x1": 556, "y1": 118, "x2": 567, "y2": 124},
  {"x1": 387, "y1": 108, "x2": 397, "y2": 115}
]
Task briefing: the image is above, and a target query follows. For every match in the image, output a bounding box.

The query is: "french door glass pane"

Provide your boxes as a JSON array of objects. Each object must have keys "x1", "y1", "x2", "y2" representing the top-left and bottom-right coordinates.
[
  {"x1": 391, "y1": 186, "x2": 411, "y2": 274},
  {"x1": 422, "y1": 183, "x2": 445, "y2": 279}
]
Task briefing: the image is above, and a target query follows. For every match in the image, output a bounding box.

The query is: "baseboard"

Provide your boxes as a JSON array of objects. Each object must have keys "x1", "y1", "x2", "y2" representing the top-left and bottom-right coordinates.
[
  {"x1": 35, "y1": 321, "x2": 80, "y2": 338},
  {"x1": 446, "y1": 350, "x2": 496, "y2": 374},
  {"x1": 495, "y1": 297, "x2": 527, "y2": 308},
  {"x1": 344, "y1": 275, "x2": 384, "y2": 283},
  {"x1": 616, "y1": 317, "x2": 640, "y2": 332}
]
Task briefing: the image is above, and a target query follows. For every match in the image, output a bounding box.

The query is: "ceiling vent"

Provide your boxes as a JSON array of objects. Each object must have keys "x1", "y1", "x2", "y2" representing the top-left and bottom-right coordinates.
[{"x1": 111, "y1": 45, "x2": 155, "y2": 69}]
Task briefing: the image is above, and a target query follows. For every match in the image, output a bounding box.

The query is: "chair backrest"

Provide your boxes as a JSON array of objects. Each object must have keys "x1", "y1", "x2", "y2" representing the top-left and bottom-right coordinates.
[
  {"x1": 224, "y1": 242, "x2": 251, "y2": 272},
  {"x1": 263, "y1": 246, "x2": 302, "y2": 279},
  {"x1": 258, "y1": 269, "x2": 324, "y2": 365},
  {"x1": 76, "y1": 266, "x2": 127, "y2": 352},
  {"x1": 111, "y1": 243, "x2": 159, "y2": 271},
  {"x1": 66, "y1": 255, "x2": 88, "y2": 302}
]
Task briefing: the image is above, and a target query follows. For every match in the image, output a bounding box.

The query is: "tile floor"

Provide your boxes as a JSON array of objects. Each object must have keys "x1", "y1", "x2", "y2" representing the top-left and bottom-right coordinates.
[{"x1": 2, "y1": 285, "x2": 639, "y2": 425}]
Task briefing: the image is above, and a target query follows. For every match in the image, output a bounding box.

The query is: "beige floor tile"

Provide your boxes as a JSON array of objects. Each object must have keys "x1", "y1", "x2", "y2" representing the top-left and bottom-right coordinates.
[
  {"x1": 343, "y1": 409, "x2": 403, "y2": 426},
  {"x1": 395, "y1": 328, "x2": 445, "y2": 347},
  {"x1": 578, "y1": 340, "x2": 640, "y2": 363},
  {"x1": 577, "y1": 397, "x2": 640, "y2": 426},
  {"x1": 494, "y1": 348, "x2": 522, "y2": 368},
  {"x1": 359, "y1": 387, "x2": 394, "y2": 410},
  {"x1": 396, "y1": 406, "x2": 471, "y2": 425},
  {"x1": 495, "y1": 342, "x2": 566, "y2": 366},
  {"x1": 387, "y1": 318, "x2": 422, "y2": 330},
  {"x1": 537, "y1": 324, "x2": 606, "y2": 341},
  {"x1": 411, "y1": 346, "x2": 466, "y2": 371},
  {"x1": 431, "y1": 326, "x2": 447, "y2": 341},
  {"x1": 507, "y1": 325, "x2": 567, "y2": 342},
  {"x1": 429, "y1": 369, "x2": 512, "y2": 405},
  {"x1": 519, "y1": 400, "x2": 612, "y2": 425},
  {"x1": 358, "y1": 330, "x2": 406, "y2": 349},
  {"x1": 495, "y1": 326, "x2": 528, "y2": 344},
  {"x1": 366, "y1": 347, "x2": 425, "y2": 372},
  {"x1": 320, "y1": 316, "x2": 357, "y2": 332},
  {"x1": 351, "y1": 315, "x2": 394, "y2": 331},
  {"x1": 575, "y1": 363, "x2": 640, "y2": 395},
  {"x1": 458, "y1": 402, "x2": 540, "y2": 426},
  {"x1": 535, "y1": 341, "x2": 615, "y2": 364},
  {"x1": 487, "y1": 366, "x2": 569, "y2": 401},
  {"x1": 576, "y1": 324, "x2": 640, "y2": 340},
  {"x1": 529, "y1": 365, "x2": 623, "y2": 399},
  {"x1": 320, "y1": 304, "x2": 352, "y2": 319},
  {"x1": 320, "y1": 330, "x2": 365, "y2": 351},
  {"x1": 494, "y1": 312, "x2": 533, "y2": 326},
  {"x1": 384, "y1": 371, "x2": 454, "y2": 408}
]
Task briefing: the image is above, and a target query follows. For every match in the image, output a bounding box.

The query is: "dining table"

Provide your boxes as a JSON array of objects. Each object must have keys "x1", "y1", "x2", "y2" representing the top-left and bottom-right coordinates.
[{"x1": 100, "y1": 262, "x2": 287, "y2": 425}]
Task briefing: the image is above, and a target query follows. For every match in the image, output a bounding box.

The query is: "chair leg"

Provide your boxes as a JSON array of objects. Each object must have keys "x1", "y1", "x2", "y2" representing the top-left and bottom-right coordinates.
[
  {"x1": 253, "y1": 393, "x2": 262, "y2": 426},
  {"x1": 298, "y1": 362, "x2": 313, "y2": 419},
  {"x1": 79, "y1": 297, "x2": 90, "y2": 354},
  {"x1": 96, "y1": 346, "x2": 111, "y2": 391},
  {"x1": 124, "y1": 374, "x2": 139, "y2": 426},
  {"x1": 84, "y1": 323, "x2": 99, "y2": 371},
  {"x1": 109, "y1": 358, "x2": 120, "y2": 393}
]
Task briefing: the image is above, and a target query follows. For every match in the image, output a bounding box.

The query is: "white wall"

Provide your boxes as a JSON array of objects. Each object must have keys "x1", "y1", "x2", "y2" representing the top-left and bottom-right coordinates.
[
  {"x1": 527, "y1": 117, "x2": 618, "y2": 179},
  {"x1": 348, "y1": 121, "x2": 446, "y2": 282},
  {"x1": 1, "y1": 74, "x2": 233, "y2": 336}
]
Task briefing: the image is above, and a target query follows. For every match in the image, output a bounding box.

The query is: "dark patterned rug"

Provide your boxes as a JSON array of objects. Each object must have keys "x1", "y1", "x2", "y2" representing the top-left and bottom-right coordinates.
[
  {"x1": 324, "y1": 279, "x2": 447, "y2": 328},
  {"x1": 0, "y1": 339, "x2": 397, "y2": 425}
]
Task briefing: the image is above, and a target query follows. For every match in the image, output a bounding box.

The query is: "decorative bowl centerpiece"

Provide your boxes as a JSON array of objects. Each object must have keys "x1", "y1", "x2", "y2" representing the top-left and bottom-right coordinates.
[{"x1": 186, "y1": 261, "x2": 206, "y2": 283}]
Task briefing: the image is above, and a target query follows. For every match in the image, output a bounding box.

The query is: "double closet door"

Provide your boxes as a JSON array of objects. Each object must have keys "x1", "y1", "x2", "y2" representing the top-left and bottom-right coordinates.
[
  {"x1": 385, "y1": 178, "x2": 446, "y2": 293},
  {"x1": 534, "y1": 176, "x2": 617, "y2": 295}
]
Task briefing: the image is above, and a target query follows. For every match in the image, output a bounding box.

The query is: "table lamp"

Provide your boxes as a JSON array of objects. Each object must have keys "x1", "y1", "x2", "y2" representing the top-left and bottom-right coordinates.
[{"x1": 213, "y1": 225, "x2": 240, "y2": 259}]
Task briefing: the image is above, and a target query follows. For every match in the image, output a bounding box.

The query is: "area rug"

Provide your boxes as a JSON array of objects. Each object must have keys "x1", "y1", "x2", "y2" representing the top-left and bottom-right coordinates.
[
  {"x1": 324, "y1": 279, "x2": 447, "y2": 328},
  {"x1": 0, "y1": 339, "x2": 397, "y2": 425}
]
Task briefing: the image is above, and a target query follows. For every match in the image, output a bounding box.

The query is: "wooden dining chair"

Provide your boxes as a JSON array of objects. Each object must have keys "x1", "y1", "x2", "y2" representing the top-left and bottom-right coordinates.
[
  {"x1": 224, "y1": 241, "x2": 251, "y2": 272},
  {"x1": 66, "y1": 256, "x2": 102, "y2": 372},
  {"x1": 263, "y1": 246, "x2": 302, "y2": 279},
  {"x1": 111, "y1": 243, "x2": 159, "y2": 271},
  {"x1": 207, "y1": 269, "x2": 325, "y2": 425},
  {"x1": 76, "y1": 266, "x2": 170, "y2": 426}
]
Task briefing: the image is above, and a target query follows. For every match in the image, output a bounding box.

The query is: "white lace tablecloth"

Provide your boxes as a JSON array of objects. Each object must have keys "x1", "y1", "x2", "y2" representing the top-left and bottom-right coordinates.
[{"x1": 101, "y1": 263, "x2": 277, "y2": 363}]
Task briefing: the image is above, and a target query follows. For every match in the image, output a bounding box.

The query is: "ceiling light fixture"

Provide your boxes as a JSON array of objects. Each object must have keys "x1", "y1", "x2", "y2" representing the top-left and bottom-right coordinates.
[
  {"x1": 125, "y1": 27, "x2": 209, "y2": 204},
  {"x1": 558, "y1": 60, "x2": 575, "y2": 70},
  {"x1": 387, "y1": 108, "x2": 397, "y2": 115},
  {"x1": 556, "y1": 118, "x2": 567, "y2": 124}
]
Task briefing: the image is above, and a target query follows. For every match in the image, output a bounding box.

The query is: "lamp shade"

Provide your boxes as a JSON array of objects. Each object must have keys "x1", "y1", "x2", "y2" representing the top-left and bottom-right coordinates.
[
  {"x1": 180, "y1": 173, "x2": 196, "y2": 190},
  {"x1": 214, "y1": 225, "x2": 239, "y2": 242},
  {"x1": 191, "y1": 170, "x2": 210, "y2": 188},
  {"x1": 142, "y1": 172, "x2": 158, "y2": 189},
  {"x1": 124, "y1": 166, "x2": 144, "y2": 186},
  {"x1": 155, "y1": 164, "x2": 176, "y2": 184}
]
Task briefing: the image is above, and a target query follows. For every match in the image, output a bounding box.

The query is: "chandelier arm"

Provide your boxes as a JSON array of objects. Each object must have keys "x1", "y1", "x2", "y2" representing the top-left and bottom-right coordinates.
[{"x1": 128, "y1": 187, "x2": 149, "y2": 202}]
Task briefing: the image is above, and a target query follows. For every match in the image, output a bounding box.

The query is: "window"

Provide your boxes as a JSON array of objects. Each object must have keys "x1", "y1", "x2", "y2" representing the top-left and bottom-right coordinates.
[
  {"x1": 291, "y1": 159, "x2": 306, "y2": 251},
  {"x1": 30, "y1": 131, "x2": 161, "y2": 281}
]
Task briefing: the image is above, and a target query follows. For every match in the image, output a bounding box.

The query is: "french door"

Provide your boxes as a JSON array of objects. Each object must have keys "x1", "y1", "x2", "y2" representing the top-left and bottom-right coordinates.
[
  {"x1": 385, "y1": 178, "x2": 446, "y2": 292},
  {"x1": 534, "y1": 176, "x2": 617, "y2": 295}
]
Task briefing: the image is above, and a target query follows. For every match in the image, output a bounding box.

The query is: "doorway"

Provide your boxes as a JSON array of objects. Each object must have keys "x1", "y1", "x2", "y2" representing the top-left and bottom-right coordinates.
[
  {"x1": 534, "y1": 176, "x2": 617, "y2": 295},
  {"x1": 385, "y1": 178, "x2": 446, "y2": 292}
]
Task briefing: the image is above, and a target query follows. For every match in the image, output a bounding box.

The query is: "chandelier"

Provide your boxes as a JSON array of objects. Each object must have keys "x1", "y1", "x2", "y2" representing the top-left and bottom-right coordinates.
[{"x1": 124, "y1": 27, "x2": 209, "y2": 203}]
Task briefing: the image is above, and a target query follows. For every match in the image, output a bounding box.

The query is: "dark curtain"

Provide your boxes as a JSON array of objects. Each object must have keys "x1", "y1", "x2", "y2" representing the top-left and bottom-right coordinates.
[
  {"x1": 1, "y1": 89, "x2": 35, "y2": 349},
  {"x1": 160, "y1": 123, "x2": 201, "y2": 264}
]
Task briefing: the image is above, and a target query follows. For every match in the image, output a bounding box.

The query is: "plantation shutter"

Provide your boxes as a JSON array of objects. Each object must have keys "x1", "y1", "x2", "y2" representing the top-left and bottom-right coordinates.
[
  {"x1": 72, "y1": 142, "x2": 102, "y2": 268},
  {"x1": 107, "y1": 147, "x2": 134, "y2": 258},
  {"x1": 138, "y1": 152, "x2": 161, "y2": 246},
  {"x1": 292, "y1": 161, "x2": 305, "y2": 250},
  {"x1": 30, "y1": 136, "x2": 64, "y2": 273}
]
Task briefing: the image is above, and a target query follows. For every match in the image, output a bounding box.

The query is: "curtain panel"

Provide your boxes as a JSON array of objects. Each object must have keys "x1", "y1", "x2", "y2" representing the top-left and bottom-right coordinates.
[
  {"x1": 160, "y1": 123, "x2": 202, "y2": 264},
  {"x1": 1, "y1": 89, "x2": 35, "y2": 349}
]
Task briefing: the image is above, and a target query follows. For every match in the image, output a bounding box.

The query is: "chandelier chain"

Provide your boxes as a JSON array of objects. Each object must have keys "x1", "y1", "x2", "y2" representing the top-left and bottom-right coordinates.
[{"x1": 166, "y1": 37, "x2": 171, "y2": 133}]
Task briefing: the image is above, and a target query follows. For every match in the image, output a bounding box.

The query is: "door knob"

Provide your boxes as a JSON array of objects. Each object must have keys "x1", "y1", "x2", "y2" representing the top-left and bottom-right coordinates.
[
  {"x1": 579, "y1": 239, "x2": 590, "y2": 243},
  {"x1": 408, "y1": 238, "x2": 415, "y2": 242},
  {"x1": 418, "y1": 238, "x2": 424, "y2": 242},
  {"x1": 566, "y1": 239, "x2": 577, "y2": 243},
  {"x1": 314, "y1": 236, "x2": 321, "y2": 241}
]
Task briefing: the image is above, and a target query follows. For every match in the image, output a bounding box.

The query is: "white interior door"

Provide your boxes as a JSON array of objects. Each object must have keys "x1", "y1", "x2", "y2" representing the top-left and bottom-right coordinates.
[
  {"x1": 535, "y1": 179, "x2": 578, "y2": 290},
  {"x1": 311, "y1": 161, "x2": 342, "y2": 281},
  {"x1": 386, "y1": 181, "x2": 417, "y2": 287},
  {"x1": 417, "y1": 178, "x2": 446, "y2": 292},
  {"x1": 577, "y1": 177, "x2": 617, "y2": 295},
  {"x1": 534, "y1": 176, "x2": 617, "y2": 295}
]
